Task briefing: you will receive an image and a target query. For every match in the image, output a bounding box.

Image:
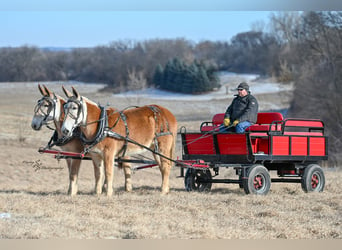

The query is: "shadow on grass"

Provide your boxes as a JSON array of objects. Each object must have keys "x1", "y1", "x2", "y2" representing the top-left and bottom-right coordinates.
[
  {"x1": 116, "y1": 185, "x2": 245, "y2": 195},
  {"x1": 0, "y1": 185, "x2": 245, "y2": 197},
  {"x1": 0, "y1": 189, "x2": 94, "y2": 196}
]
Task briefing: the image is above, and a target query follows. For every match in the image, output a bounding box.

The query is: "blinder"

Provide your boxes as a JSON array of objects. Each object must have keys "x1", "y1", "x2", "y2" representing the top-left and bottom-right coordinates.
[
  {"x1": 34, "y1": 95, "x2": 57, "y2": 124},
  {"x1": 63, "y1": 97, "x2": 84, "y2": 127}
]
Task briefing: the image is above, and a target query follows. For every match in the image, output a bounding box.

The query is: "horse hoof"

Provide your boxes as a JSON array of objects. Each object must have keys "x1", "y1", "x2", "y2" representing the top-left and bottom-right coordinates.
[{"x1": 161, "y1": 190, "x2": 169, "y2": 195}]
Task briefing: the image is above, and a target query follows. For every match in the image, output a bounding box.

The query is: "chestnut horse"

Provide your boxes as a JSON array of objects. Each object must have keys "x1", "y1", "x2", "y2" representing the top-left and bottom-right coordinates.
[
  {"x1": 61, "y1": 87, "x2": 177, "y2": 196},
  {"x1": 31, "y1": 84, "x2": 100, "y2": 196}
]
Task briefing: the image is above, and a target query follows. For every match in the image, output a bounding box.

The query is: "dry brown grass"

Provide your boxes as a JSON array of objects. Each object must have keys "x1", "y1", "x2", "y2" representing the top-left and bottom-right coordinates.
[{"x1": 0, "y1": 82, "x2": 341, "y2": 239}]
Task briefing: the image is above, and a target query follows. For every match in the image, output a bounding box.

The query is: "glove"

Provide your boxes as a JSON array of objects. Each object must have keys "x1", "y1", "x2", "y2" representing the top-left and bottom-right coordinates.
[
  {"x1": 232, "y1": 120, "x2": 239, "y2": 126},
  {"x1": 223, "y1": 118, "x2": 230, "y2": 127}
]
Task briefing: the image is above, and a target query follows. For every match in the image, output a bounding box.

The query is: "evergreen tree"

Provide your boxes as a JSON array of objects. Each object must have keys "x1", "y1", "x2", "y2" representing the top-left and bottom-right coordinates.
[
  {"x1": 153, "y1": 64, "x2": 164, "y2": 87},
  {"x1": 172, "y1": 57, "x2": 186, "y2": 92},
  {"x1": 163, "y1": 60, "x2": 174, "y2": 91},
  {"x1": 157, "y1": 57, "x2": 220, "y2": 94},
  {"x1": 181, "y1": 64, "x2": 196, "y2": 93},
  {"x1": 196, "y1": 64, "x2": 211, "y2": 93}
]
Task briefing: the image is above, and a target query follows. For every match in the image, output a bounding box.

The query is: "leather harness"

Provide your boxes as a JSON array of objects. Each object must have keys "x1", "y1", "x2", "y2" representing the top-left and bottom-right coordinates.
[{"x1": 75, "y1": 105, "x2": 173, "y2": 157}]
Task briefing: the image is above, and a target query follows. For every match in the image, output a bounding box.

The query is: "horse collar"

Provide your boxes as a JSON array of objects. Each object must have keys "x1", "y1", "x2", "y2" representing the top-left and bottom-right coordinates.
[{"x1": 79, "y1": 105, "x2": 108, "y2": 146}]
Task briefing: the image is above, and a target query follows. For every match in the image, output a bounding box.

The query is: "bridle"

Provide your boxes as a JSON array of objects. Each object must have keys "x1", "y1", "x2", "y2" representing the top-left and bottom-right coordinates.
[
  {"x1": 63, "y1": 97, "x2": 86, "y2": 131},
  {"x1": 33, "y1": 95, "x2": 59, "y2": 130}
]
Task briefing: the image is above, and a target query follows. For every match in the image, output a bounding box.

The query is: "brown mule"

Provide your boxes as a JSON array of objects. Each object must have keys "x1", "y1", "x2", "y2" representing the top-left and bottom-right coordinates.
[
  {"x1": 31, "y1": 84, "x2": 100, "y2": 196},
  {"x1": 61, "y1": 86, "x2": 178, "y2": 196}
]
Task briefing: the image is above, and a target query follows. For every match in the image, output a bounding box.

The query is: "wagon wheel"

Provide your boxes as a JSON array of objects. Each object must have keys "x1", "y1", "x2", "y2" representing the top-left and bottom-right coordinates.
[
  {"x1": 243, "y1": 165, "x2": 271, "y2": 195},
  {"x1": 301, "y1": 164, "x2": 325, "y2": 192},
  {"x1": 184, "y1": 168, "x2": 212, "y2": 192}
]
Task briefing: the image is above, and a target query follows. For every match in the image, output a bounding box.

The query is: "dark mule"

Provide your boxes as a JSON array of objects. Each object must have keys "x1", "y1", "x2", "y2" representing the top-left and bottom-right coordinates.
[{"x1": 61, "y1": 87, "x2": 178, "y2": 196}]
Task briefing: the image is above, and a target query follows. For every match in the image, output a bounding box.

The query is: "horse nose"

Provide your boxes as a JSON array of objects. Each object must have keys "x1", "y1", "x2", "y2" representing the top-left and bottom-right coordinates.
[
  {"x1": 62, "y1": 127, "x2": 70, "y2": 135},
  {"x1": 31, "y1": 122, "x2": 40, "y2": 130}
]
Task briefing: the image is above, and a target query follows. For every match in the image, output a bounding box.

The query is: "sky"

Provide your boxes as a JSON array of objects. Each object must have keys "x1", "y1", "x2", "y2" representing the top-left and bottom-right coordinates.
[
  {"x1": 0, "y1": 11, "x2": 275, "y2": 48},
  {"x1": 0, "y1": 0, "x2": 341, "y2": 48}
]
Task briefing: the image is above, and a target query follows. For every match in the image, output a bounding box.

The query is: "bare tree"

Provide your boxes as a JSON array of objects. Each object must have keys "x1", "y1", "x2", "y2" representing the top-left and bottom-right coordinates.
[{"x1": 283, "y1": 11, "x2": 342, "y2": 167}]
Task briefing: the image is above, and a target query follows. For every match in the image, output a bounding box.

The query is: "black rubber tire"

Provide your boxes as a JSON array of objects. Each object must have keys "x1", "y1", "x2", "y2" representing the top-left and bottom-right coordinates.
[
  {"x1": 301, "y1": 164, "x2": 325, "y2": 192},
  {"x1": 184, "y1": 168, "x2": 212, "y2": 192},
  {"x1": 243, "y1": 165, "x2": 271, "y2": 195}
]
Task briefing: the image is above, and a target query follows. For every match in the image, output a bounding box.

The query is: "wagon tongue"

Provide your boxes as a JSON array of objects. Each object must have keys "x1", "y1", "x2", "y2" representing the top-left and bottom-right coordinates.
[
  {"x1": 176, "y1": 160, "x2": 210, "y2": 169},
  {"x1": 38, "y1": 148, "x2": 89, "y2": 160}
]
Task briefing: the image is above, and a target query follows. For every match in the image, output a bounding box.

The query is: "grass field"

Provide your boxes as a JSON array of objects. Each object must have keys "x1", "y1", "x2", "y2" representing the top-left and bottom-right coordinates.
[{"x1": 0, "y1": 81, "x2": 341, "y2": 239}]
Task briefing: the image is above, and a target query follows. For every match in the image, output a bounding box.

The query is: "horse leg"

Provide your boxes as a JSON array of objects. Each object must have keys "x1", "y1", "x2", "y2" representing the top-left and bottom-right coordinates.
[
  {"x1": 154, "y1": 136, "x2": 176, "y2": 194},
  {"x1": 91, "y1": 155, "x2": 105, "y2": 195},
  {"x1": 154, "y1": 154, "x2": 171, "y2": 194},
  {"x1": 67, "y1": 159, "x2": 81, "y2": 196},
  {"x1": 102, "y1": 174, "x2": 108, "y2": 194},
  {"x1": 104, "y1": 152, "x2": 115, "y2": 197},
  {"x1": 118, "y1": 156, "x2": 132, "y2": 192},
  {"x1": 123, "y1": 162, "x2": 132, "y2": 192}
]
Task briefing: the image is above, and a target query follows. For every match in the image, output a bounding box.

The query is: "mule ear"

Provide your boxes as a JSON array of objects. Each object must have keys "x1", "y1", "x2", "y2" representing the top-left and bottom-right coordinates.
[
  {"x1": 43, "y1": 84, "x2": 53, "y2": 97},
  {"x1": 71, "y1": 86, "x2": 80, "y2": 100},
  {"x1": 38, "y1": 84, "x2": 47, "y2": 96},
  {"x1": 62, "y1": 85, "x2": 73, "y2": 98}
]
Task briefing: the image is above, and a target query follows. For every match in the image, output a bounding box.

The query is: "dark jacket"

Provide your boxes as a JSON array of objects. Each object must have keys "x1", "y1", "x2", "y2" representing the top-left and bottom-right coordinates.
[{"x1": 224, "y1": 92, "x2": 258, "y2": 123}]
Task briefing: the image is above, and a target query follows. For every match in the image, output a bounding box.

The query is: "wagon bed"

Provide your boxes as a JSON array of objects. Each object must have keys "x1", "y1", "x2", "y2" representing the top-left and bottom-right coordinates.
[{"x1": 177, "y1": 112, "x2": 327, "y2": 195}]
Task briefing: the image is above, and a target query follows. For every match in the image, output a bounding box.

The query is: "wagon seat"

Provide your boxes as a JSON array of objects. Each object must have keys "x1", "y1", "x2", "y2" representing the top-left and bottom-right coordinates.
[
  {"x1": 200, "y1": 112, "x2": 284, "y2": 134},
  {"x1": 245, "y1": 112, "x2": 283, "y2": 135},
  {"x1": 200, "y1": 113, "x2": 225, "y2": 132}
]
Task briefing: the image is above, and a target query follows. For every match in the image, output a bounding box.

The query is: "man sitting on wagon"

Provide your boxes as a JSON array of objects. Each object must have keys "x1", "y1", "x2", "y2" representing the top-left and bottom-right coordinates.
[{"x1": 221, "y1": 82, "x2": 259, "y2": 133}]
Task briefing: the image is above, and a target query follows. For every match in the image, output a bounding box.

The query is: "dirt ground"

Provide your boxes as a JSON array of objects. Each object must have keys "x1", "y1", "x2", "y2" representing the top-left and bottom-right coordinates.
[{"x1": 0, "y1": 80, "x2": 341, "y2": 239}]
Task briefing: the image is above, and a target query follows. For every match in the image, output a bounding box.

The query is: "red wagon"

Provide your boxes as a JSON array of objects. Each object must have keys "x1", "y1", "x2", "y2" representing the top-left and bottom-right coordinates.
[{"x1": 177, "y1": 112, "x2": 327, "y2": 195}]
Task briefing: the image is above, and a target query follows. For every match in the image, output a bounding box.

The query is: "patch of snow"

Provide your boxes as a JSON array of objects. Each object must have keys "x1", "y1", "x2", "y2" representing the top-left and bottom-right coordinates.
[
  {"x1": 251, "y1": 82, "x2": 293, "y2": 94},
  {"x1": 114, "y1": 87, "x2": 225, "y2": 101},
  {"x1": 113, "y1": 81, "x2": 293, "y2": 101},
  {"x1": 218, "y1": 71, "x2": 260, "y2": 82}
]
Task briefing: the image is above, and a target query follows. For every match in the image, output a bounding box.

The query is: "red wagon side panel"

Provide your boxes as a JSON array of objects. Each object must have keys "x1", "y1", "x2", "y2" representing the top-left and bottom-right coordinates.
[
  {"x1": 291, "y1": 137, "x2": 308, "y2": 155},
  {"x1": 184, "y1": 134, "x2": 215, "y2": 155},
  {"x1": 309, "y1": 137, "x2": 326, "y2": 156},
  {"x1": 216, "y1": 134, "x2": 248, "y2": 155},
  {"x1": 272, "y1": 136, "x2": 290, "y2": 155}
]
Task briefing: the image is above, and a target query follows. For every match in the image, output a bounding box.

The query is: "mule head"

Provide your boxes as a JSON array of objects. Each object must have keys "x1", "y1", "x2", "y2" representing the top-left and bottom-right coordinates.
[
  {"x1": 31, "y1": 84, "x2": 62, "y2": 130},
  {"x1": 61, "y1": 86, "x2": 87, "y2": 137}
]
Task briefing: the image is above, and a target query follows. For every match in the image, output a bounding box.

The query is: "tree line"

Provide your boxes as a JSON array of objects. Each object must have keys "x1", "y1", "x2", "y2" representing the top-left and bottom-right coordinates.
[
  {"x1": 0, "y1": 33, "x2": 284, "y2": 92},
  {"x1": 1, "y1": 11, "x2": 342, "y2": 166}
]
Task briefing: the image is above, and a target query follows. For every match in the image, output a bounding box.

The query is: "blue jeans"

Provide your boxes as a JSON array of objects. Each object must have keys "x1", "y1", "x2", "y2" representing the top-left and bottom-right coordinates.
[
  {"x1": 235, "y1": 121, "x2": 252, "y2": 133},
  {"x1": 219, "y1": 121, "x2": 252, "y2": 133}
]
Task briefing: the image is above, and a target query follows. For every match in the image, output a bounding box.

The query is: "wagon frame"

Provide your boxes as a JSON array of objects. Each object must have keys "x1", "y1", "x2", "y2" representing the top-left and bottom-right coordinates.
[{"x1": 177, "y1": 112, "x2": 327, "y2": 195}]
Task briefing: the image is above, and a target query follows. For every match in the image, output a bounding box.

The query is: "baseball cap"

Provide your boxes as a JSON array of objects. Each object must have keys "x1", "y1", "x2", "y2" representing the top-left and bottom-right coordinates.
[{"x1": 236, "y1": 82, "x2": 249, "y2": 91}]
